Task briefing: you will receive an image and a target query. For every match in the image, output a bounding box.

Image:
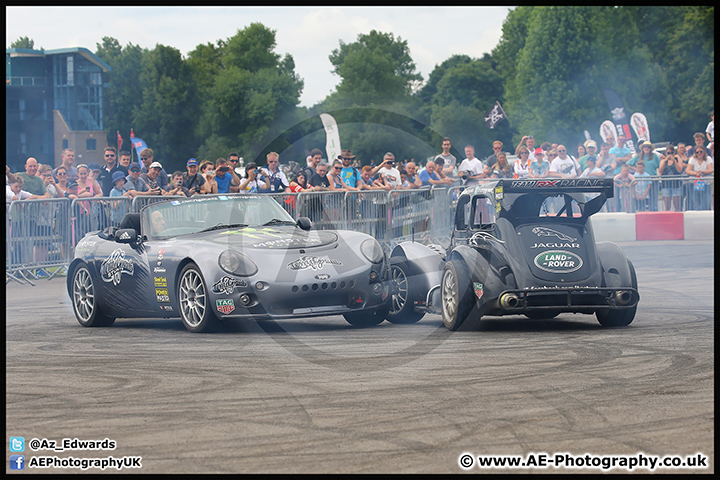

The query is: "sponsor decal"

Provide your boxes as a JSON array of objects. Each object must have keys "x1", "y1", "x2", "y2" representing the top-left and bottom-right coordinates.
[
  {"x1": 155, "y1": 288, "x2": 170, "y2": 302},
  {"x1": 315, "y1": 274, "x2": 331, "y2": 280},
  {"x1": 534, "y1": 250, "x2": 583, "y2": 273},
  {"x1": 100, "y1": 249, "x2": 134, "y2": 285},
  {"x1": 494, "y1": 185, "x2": 503, "y2": 200},
  {"x1": 156, "y1": 248, "x2": 165, "y2": 267},
  {"x1": 510, "y1": 178, "x2": 606, "y2": 189},
  {"x1": 381, "y1": 284, "x2": 389, "y2": 301},
  {"x1": 253, "y1": 237, "x2": 323, "y2": 249},
  {"x1": 531, "y1": 226, "x2": 576, "y2": 242},
  {"x1": 212, "y1": 276, "x2": 248, "y2": 295},
  {"x1": 216, "y1": 299, "x2": 235, "y2": 314},
  {"x1": 530, "y1": 242, "x2": 580, "y2": 249},
  {"x1": 118, "y1": 231, "x2": 131, "y2": 241},
  {"x1": 287, "y1": 256, "x2": 343, "y2": 271},
  {"x1": 153, "y1": 267, "x2": 166, "y2": 273},
  {"x1": 160, "y1": 305, "x2": 173, "y2": 311},
  {"x1": 154, "y1": 276, "x2": 167, "y2": 287},
  {"x1": 473, "y1": 282, "x2": 484, "y2": 300}
]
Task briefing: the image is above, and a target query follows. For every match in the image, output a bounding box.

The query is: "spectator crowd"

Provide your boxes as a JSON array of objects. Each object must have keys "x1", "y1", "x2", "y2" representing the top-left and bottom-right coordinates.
[{"x1": 6, "y1": 112, "x2": 715, "y2": 272}]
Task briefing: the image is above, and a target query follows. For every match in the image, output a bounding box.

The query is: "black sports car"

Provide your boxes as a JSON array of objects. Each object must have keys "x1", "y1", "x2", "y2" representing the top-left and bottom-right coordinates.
[
  {"x1": 384, "y1": 178, "x2": 639, "y2": 330},
  {"x1": 68, "y1": 195, "x2": 389, "y2": 332}
]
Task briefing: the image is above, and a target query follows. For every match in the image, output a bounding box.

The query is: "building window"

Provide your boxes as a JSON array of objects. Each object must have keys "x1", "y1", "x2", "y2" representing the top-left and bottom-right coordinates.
[{"x1": 86, "y1": 138, "x2": 97, "y2": 151}]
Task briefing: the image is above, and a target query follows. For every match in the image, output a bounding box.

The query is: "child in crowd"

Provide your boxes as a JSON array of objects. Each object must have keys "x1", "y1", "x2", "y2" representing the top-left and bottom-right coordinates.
[{"x1": 109, "y1": 171, "x2": 130, "y2": 224}]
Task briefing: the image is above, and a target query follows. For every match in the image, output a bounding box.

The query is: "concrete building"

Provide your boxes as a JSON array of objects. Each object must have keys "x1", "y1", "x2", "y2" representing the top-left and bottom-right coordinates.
[{"x1": 6, "y1": 47, "x2": 111, "y2": 171}]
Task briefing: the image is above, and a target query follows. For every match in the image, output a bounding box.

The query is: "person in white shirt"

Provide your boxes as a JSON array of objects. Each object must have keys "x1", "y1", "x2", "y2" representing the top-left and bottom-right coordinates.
[
  {"x1": 457, "y1": 145, "x2": 486, "y2": 185},
  {"x1": 371, "y1": 152, "x2": 402, "y2": 189},
  {"x1": 548, "y1": 145, "x2": 580, "y2": 179}
]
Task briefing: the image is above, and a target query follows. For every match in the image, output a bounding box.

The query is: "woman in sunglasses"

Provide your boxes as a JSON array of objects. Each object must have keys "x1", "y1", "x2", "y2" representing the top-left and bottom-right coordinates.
[{"x1": 658, "y1": 144, "x2": 684, "y2": 211}]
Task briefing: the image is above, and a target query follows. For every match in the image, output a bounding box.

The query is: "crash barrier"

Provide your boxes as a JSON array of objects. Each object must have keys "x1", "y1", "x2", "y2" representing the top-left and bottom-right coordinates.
[
  {"x1": 590, "y1": 210, "x2": 714, "y2": 242},
  {"x1": 5, "y1": 176, "x2": 714, "y2": 283}
]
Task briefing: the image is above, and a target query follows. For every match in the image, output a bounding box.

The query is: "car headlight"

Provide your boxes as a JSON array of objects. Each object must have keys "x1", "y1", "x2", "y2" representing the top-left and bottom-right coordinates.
[
  {"x1": 219, "y1": 250, "x2": 258, "y2": 276},
  {"x1": 360, "y1": 238, "x2": 384, "y2": 264}
]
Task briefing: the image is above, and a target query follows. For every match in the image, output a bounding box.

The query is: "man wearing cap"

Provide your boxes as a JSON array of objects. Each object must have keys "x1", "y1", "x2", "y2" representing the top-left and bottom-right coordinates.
[
  {"x1": 578, "y1": 140, "x2": 599, "y2": 172},
  {"x1": 139, "y1": 148, "x2": 169, "y2": 191},
  {"x1": 140, "y1": 161, "x2": 168, "y2": 195},
  {"x1": 123, "y1": 162, "x2": 152, "y2": 197},
  {"x1": 182, "y1": 158, "x2": 206, "y2": 196},
  {"x1": 338, "y1": 149, "x2": 361, "y2": 190},
  {"x1": 98, "y1": 147, "x2": 128, "y2": 196}
]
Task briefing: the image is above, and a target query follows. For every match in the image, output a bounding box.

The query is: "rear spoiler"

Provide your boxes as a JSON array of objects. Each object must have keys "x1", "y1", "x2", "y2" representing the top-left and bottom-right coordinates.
[{"x1": 499, "y1": 178, "x2": 614, "y2": 197}]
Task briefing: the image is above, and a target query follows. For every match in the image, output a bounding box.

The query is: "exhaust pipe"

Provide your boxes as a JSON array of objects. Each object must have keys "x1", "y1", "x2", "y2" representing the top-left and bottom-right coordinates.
[
  {"x1": 500, "y1": 293, "x2": 520, "y2": 309},
  {"x1": 614, "y1": 290, "x2": 632, "y2": 306}
]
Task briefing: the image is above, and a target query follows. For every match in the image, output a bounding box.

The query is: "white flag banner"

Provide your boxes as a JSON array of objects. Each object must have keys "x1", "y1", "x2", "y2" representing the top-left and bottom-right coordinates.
[
  {"x1": 630, "y1": 112, "x2": 650, "y2": 143},
  {"x1": 319, "y1": 113, "x2": 341, "y2": 162}
]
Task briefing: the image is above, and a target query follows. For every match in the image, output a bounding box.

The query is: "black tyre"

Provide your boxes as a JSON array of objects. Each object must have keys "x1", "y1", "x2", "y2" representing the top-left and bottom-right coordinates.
[
  {"x1": 344, "y1": 304, "x2": 388, "y2": 327},
  {"x1": 385, "y1": 260, "x2": 424, "y2": 324},
  {"x1": 177, "y1": 263, "x2": 218, "y2": 333},
  {"x1": 441, "y1": 259, "x2": 475, "y2": 331},
  {"x1": 596, "y1": 260, "x2": 638, "y2": 327},
  {"x1": 71, "y1": 264, "x2": 115, "y2": 327}
]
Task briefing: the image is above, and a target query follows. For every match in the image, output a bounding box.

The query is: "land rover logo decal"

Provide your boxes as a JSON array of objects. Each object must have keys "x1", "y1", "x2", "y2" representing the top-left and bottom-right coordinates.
[{"x1": 534, "y1": 250, "x2": 583, "y2": 273}]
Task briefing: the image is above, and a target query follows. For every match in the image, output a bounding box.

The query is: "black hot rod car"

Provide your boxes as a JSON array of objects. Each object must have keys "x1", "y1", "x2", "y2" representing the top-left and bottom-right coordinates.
[{"x1": 384, "y1": 178, "x2": 639, "y2": 330}]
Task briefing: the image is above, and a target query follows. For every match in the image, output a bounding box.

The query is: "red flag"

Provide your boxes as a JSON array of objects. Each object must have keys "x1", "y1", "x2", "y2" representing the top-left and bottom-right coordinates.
[
  {"x1": 130, "y1": 129, "x2": 135, "y2": 138},
  {"x1": 117, "y1": 131, "x2": 123, "y2": 151}
]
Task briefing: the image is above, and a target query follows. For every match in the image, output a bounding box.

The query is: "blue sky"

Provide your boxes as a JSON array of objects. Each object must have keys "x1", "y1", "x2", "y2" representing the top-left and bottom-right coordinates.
[{"x1": 6, "y1": 6, "x2": 511, "y2": 107}]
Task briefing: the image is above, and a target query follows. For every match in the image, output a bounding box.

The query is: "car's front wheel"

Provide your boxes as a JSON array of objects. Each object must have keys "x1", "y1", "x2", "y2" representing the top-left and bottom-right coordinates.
[
  {"x1": 385, "y1": 260, "x2": 424, "y2": 324},
  {"x1": 441, "y1": 259, "x2": 474, "y2": 331},
  {"x1": 177, "y1": 263, "x2": 218, "y2": 333},
  {"x1": 71, "y1": 264, "x2": 115, "y2": 327}
]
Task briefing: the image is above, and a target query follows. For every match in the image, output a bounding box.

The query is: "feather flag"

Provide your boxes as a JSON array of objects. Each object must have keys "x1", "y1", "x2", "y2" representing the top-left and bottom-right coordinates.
[
  {"x1": 131, "y1": 135, "x2": 148, "y2": 160},
  {"x1": 319, "y1": 113, "x2": 342, "y2": 162},
  {"x1": 630, "y1": 113, "x2": 650, "y2": 143},
  {"x1": 484, "y1": 101, "x2": 508, "y2": 129},
  {"x1": 600, "y1": 120, "x2": 618, "y2": 147},
  {"x1": 603, "y1": 89, "x2": 636, "y2": 152},
  {"x1": 117, "y1": 131, "x2": 123, "y2": 152}
]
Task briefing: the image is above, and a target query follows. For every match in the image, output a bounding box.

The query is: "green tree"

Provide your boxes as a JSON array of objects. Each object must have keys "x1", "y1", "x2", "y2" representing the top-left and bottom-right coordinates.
[
  {"x1": 193, "y1": 24, "x2": 304, "y2": 163},
  {"x1": 132, "y1": 44, "x2": 199, "y2": 169},
  {"x1": 9, "y1": 36, "x2": 36, "y2": 49},
  {"x1": 95, "y1": 37, "x2": 145, "y2": 153},
  {"x1": 328, "y1": 30, "x2": 422, "y2": 106}
]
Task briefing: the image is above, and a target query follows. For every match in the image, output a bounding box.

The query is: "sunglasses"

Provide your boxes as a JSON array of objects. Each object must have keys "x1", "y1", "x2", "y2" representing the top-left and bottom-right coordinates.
[
  {"x1": 229, "y1": 159, "x2": 238, "y2": 163},
  {"x1": 130, "y1": 168, "x2": 140, "y2": 172},
  {"x1": 334, "y1": 166, "x2": 342, "y2": 170},
  {"x1": 558, "y1": 149, "x2": 566, "y2": 153},
  {"x1": 105, "y1": 154, "x2": 116, "y2": 158},
  {"x1": 56, "y1": 172, "x2": 67, "y2": 176}
]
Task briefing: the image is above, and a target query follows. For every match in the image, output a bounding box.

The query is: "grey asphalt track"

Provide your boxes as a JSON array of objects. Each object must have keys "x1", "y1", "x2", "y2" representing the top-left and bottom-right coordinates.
[{"x1": 5, "y1": 240, "x2": 714, "y2": 473}]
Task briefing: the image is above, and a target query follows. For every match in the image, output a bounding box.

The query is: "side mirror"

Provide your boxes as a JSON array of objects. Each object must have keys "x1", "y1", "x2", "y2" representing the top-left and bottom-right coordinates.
[
  {"x1": 115, "y1": 228, "x2": 138, "y2": 244},
  {"x1": 296, "y1": 217, "x2": 312, "y2": 231}
]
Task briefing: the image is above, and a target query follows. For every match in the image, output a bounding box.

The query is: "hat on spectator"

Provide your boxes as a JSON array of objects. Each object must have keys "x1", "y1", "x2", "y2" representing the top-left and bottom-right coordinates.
[
  {"x1": 586, "y1": 155, "x2": 597, "y2": 164},
  {"x1": 585, "y1": 140, "x2": 598, "y2": 149},
  {"x1": 112, "y1": 171, "x2": 126, "y2": 183},
  {"x1": 338, "y1": 149, "x2": 356, "y2": 160},
  {"x1": 640, "y1": 140, "x2": 654, "y2": 148},
  {"x1": 187, "y1": 158, "x2": 198, "y2": 167},
  {"x1": 88, "y1": 162, "x2": 102, "y2": 172},
  {"x1": 66, "y1": 180, "x2": 78, "y2": 189},
  {"x1": 128, "y1": 162, "x2": 141, "y2": 170},
  {"x1": 149, "y1": 161, "x2": 163, "y2": 169},
  {"x1": 535, "y1": 147, "x2": 544, "y2": 156}
]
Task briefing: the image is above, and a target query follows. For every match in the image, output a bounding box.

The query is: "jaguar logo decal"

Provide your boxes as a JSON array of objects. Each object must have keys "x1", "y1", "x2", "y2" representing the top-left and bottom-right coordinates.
[{"x1": 532, "y1": 227, "x2": 576, "y2": 242}]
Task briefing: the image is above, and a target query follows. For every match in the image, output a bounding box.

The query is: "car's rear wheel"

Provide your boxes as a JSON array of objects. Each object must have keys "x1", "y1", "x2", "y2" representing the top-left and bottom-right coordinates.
[
  {"x1": 71, "y1": 264, "x2": 115, "y2": 327},
  {"x1": 177, "y1": 263, "x2": 218, "y2": 333},
  {"x1": 441, "y1": 259, "x2": 474, "y2": 331},
  {"x1": 596, "y1": 260, "x2": 638, "y2": 327},
  {"x1": 385, "y1": 260, "x2": 424, "y2": 324}
]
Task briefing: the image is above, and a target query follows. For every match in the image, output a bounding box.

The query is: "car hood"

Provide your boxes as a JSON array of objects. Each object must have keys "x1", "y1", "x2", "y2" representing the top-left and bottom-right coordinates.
[{"x1": 199, "y1": 226, "x2": 339, "y2": 250}]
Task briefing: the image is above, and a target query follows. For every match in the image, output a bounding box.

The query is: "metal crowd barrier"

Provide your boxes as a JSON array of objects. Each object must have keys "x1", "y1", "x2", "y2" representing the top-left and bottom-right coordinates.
[{"x1": 6, "y1": 176, "x2": 713, "y2": 284}]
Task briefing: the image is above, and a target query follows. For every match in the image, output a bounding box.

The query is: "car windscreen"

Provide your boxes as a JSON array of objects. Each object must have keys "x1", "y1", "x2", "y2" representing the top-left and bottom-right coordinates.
[{"x1": 143, "y1": 195, "x2": 296, "y2": 240}]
